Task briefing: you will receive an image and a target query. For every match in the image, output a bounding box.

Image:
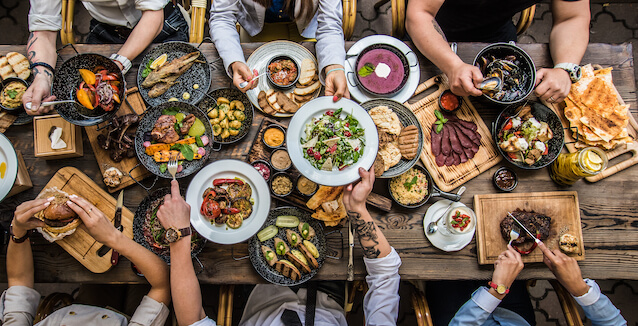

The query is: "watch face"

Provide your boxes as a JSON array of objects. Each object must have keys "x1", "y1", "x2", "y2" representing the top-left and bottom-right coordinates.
[
  {"x1": 573, "y1": 66, "x2": 582, "y2": 80},
  {"x1": 165, "y1": 228, "x2": 179, "y2": 243},
  {"x1": 497, "y1": 284, "x2": 507, "y2": 294}
]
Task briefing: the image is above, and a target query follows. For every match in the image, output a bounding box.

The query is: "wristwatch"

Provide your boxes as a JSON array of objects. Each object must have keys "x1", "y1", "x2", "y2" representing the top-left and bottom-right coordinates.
[
  {"x1": 164, "y1": 226, "x2": 192, "y2": 243},
  {"x1": 9, "y1": 224, "x2": 32, "y2": 244},
  {"x1": 488, "y1": 281, "x2": 510, "y2": 295},
  {"x1": 554, "y1": 63, "x2": 582, "y2": 83},
  {"x1": 109, "y1": 54, "x2": 132, "y2": 75}
]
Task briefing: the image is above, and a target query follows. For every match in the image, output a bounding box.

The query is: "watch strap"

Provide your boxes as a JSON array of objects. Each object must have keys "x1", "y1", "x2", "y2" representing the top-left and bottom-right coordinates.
[
  {"x1": 109, "y1": 54, "x2": 132, "y2": 74},
  {"x1": 554, "y1": 63, "x2": 581, "y2": 83},
  {"x1": 9, "y1": 224, "x2": 32, "y2": 243},
  {"x1": 488, "y1": 281, "x2": 510, "y2": 294},
  {"x1": 179, "y1": 226, "x2": 192, "y2": 237}
]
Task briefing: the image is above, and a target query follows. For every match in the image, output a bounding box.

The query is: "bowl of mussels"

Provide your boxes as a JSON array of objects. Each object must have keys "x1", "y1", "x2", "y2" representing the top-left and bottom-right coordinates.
[{"x1": 473, "y1": 42, "x2": 536, "y2": 105}]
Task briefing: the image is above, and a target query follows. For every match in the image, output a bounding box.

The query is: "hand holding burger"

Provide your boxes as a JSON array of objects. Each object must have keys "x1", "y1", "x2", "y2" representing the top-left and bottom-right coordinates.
[
  {"x1": 66, "y1": 194, "x2": 121, "y2": 247},
  {"x1": 34, "y1": 187, "x2": 82, "y2": 242},
  {"x1": 11, "y1": 198, "x2": 53, "y2": 238}
]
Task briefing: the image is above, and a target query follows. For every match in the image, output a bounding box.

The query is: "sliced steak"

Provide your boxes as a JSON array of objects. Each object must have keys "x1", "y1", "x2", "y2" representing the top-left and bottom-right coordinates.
[
  {"x1": 435, "y1": 153, "x2": 447, "y2": 167},
  {"x1": 448, "y1": 124, "x2": 462, "y2": 154},
  {"x1": 431, "y1": 124, "x2": 442, "y2": 157},
  {"x1": 500, "y1": 209, "x2": 552, "y2": 244},
  {"x1": 441, "y1": 124, "x2": 451, "y2": 156},
  {"x1": 452, "y1": 123, "x2": 473, "y2": 148}
]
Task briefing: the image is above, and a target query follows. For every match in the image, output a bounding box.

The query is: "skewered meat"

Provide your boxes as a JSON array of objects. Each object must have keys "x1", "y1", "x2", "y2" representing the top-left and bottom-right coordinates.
[{"x1": 152, "y1": 115, "x2": 179, "y2": 143}]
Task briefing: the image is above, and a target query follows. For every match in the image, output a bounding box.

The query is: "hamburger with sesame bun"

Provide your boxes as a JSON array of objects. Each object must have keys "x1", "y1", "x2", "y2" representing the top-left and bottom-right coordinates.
[{"x1": 35, "y1": 187, "x2": 82, "y2": 242}]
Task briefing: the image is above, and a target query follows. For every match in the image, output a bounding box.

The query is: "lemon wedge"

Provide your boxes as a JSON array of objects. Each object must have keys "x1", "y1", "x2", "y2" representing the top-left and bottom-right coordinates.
[
  {"x1": 150, "y1": 53, "x2": 167, "y2": 70},
  {"x1": 586, "y1": 150, "x2": 603, "y2": 164}
]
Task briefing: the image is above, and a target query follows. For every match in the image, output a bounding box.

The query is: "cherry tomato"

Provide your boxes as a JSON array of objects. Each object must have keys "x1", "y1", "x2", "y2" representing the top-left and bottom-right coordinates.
[
  {"x1": 200, "y1": 199, "x2": 221, "y2": 220},
  {"x1": 307, "y1": 148, "x2": 314, "y2": 155},
  {"x1": 326, "y1": 110, "x2": 334, "y2": 116},
  {"x1": 313, "y1": 152, "x2": 321, "y2": 160},
  {"x1": 344, "y1": 131, "x2": 352, "y2": 137},
  {"x1": 504, "y1": 120, "x2": 513, "y2": 130}
]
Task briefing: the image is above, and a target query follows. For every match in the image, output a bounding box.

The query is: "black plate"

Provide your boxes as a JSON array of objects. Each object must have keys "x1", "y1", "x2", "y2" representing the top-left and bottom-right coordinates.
[
  {"x1": 133, "y1": 187, "x2": 206, "y2": 263},
  {"x1": 354, "y1": 43, "x2": 410, "y2": 96},
  {"x1": 197, "y1": 88, "x2": 254, "y2": 145},
  {"x1": 137, "y1": 42, "x2": 211, "y2": 107},
  {"x1": 52, "y1": 53, "x2": 125, "y2": 126},
  {"x1": 135, "y1": 101, "x2": 213, "y2": 178},
  {"x1": 361, "y1": 99, "x2": 424, "y2": 178},
  {"x1": 388, "y1": 164, "x2": 461, "y2": 208},
  {"x1": 494, "y1": 102, "x2": 565, "y2": 170},
  {"x1": 249, "y1": 207, "x2": 326, "y2": 286}
]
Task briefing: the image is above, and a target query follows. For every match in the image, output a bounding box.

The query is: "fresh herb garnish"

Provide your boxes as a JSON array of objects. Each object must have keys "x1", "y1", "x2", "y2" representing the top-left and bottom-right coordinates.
[
  {"x1": 142, "y1": 58, "x2": 153, "y2": 78},
  {"x1": 171, "y1": 143, "x2": 194, "y2": 161},
  {"x1": 6, "y1": 89, "x2": 17, "y2": 99},
  {"x1": 159, "y1": 163, "x2": 167, "y2": 173},
  {"x1": 195, "y1": 135, "x2": 204, "y2": 147},
  {"x1": 404, "y1": 176, "x2": 418, "y2": 191},
  {"x1": 161, "y1": 107, "x2": 180, "y2": 115},
  {"x1": 358, "y1": 63, "x2": 375, "y2": 77},
  {"x1": 434, "y1": 110, "x2": 448, "y2": 133}
]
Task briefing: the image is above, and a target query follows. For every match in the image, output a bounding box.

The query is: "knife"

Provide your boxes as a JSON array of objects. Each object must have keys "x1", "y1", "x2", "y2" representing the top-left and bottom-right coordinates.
[
  {"x1": 347, "y1": 219, "x2": 354, "y2": 281},
  {"x1": 507, "y1": 212, "x2": 541, "y2": 244},
  {"x1": 110, "y1": 190, "x2": 124, "y2": 265}
]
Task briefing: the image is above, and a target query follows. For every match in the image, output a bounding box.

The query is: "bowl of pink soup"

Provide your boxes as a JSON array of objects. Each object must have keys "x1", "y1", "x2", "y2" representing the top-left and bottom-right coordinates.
[{"x1": 354, "y1": 44, "x2": 409, "y2": 96}]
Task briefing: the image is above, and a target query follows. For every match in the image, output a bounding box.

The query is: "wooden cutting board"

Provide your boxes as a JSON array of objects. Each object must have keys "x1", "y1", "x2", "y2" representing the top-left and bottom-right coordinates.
[
  {"x1": 404, "y1": 75, "x2": 502, "y2": 192},
  {"x1": 546, "y1": 67, "x2": 638, "y2": 182},
  {"x1": 247, "y1": 117, "x2": 393, "y2": 213},
  {"x1": 37, "y1": 166, "x2": 134, "y2": 273},
  {"x1": 85, "y1": 87, "x2": 151, "y2": 193},
  {"x1": 474, "y1": 191, "x2": 584, "y2": 265}
]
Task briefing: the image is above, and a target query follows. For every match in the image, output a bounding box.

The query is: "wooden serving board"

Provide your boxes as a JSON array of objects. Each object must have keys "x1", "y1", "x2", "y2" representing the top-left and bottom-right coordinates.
[
  {"x1": 247, "y1": 117, "x2": 393, "y2": 212},
  {"x1": 474, "y1": 191, "x2": 584, "y2": 265},
  {"x1": 37, "y1": 167, "x2": 134, "y2": 273},
  {"x1": 85, "y1": 87, "x2": 151, "y2": 192},
  {"x1": 546, "y1": 68, "x2": 638, "y2": 182},
  {"x1": 405, "y1": 75, "x2": 502, "y2": 192}
]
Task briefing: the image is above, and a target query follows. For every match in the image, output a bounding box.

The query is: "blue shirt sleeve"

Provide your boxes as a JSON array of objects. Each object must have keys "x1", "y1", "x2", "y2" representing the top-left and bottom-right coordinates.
[
  {"x1": 574, "y1": 279, "x2": 627, "y2": 326},
  {"x1": 449, "y1": 287, "x2": 500, "y2": 326}
]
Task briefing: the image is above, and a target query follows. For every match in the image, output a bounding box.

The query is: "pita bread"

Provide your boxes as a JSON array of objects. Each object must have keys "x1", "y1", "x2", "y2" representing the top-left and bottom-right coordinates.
[
  {"x1": 369, "y1": 106, "x2": 402, "y2": 135},
  {"x1": 379, "y1": 142, "x2": 402, "y2": 171}
]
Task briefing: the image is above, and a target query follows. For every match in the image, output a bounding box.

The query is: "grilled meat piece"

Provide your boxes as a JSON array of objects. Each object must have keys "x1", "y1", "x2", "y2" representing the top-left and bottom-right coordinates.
[
  {"x1": 180, "y1": 114, "x2": 196, "y2": 135},
  {"x1": 152, "y1": 115, "x2": 179, "y2": 143},
  {"x1": 500, "y1": 209, "x2": 551, "y2": 244},
  {"x1": 142, "y1": 52, "x2": 200, "y2": 88}
]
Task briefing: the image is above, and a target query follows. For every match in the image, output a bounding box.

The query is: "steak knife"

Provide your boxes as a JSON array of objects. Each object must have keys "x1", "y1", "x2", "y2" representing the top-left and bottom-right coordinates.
[
  {"x1": 507, "y1": 212, "x2": 541, "y2": 244},
  {"x1": 110, "y1": 190, "x2": 124, "y2": 265},
  {"x1": 347, "y1": 219, "x2": 354, "y2": 281}
]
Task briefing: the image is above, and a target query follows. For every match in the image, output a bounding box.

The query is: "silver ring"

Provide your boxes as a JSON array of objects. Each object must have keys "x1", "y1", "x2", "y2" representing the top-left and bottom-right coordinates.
[
  {"x1": 89, "y1": 208, "x2": 93, "y2": 212},
  {"x1": 549, "y1": 96, "x2": 555, "y2": 102}
]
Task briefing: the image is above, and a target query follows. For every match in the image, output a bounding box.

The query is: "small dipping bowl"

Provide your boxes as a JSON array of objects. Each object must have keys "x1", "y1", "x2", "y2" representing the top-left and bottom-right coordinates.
[
  {"x1": 0, "y1": 77, "x2": 29, "y2": 111},
  {"x1": 270, "y1": 148, "x2": 292, "y2": 171},
  {"x1": 266, "y1": 55, "x2": 300, "y2": 91},
  {"x1": 296, "y1": 175, "x2": 318, "y2": 197},
  {"x1": 438, "y1": 90, "x2": 461, "y2": 113},
  {"x1": 262, "y1": 124, "x2": 286, "y2": 149},
  {"x1": 493, "y1": 166, "x2": 518, "y2": 192},
  {"x1": 251, "y1": 160, "x2": 272, "y2": 182},
  {"x1": 270, "y1": 172, "x2": 294, "y2": 197}
]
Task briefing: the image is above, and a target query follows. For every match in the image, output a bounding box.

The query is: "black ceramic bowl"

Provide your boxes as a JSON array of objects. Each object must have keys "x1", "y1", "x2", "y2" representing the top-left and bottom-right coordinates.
[
  {"x1": 198, "y1": 87, "x2": 254, "y2": 145},
  {"x1": 295, "y1": 174, "x2": 318, "y2": 197},
  {"x1": 251, "y1": 159, "x2": 273, "y2": 182},
  {"x1": 493, "y1": 166, "x2": 518, "y2": 192},
  {"x1": 270, "y1": 148, "x2": 292, "y2": 172},
  {"x1": 493, "y1": 102, "x2": 564, "y2": 170},
  {"x1": 0, "y1": 77, "x2": 28, "y2": 111},
  {"x1": 52, "y1": 53, "x2": 125, "y2": 126},
  {"x1": 354, "y1": 43, "x2": 410, "y2": 96},
  {"x1": 262, "y1": 124, "x2": 287, "y2": 149},
  {"x1": 266, "y1": 55, "x2": 300, "y2": 90},
  {"x1": 438, "y1": 90, "x2": 461, "y2": 113},
  {"x1": 473, "y1": 42, "x2": 536, "y2": 105},
  {"x1": 270, "y1": 172, "x2": 294, "y2": 197}
]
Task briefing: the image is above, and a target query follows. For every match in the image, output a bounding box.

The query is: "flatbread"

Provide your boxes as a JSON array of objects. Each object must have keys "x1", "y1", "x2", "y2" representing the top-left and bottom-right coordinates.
[
  {"x1": 369, "y1": 106, "x2": 402, "y2": 135},
  {"x1": 379, "y1": 142, "x2": 402, "y2": 171}
]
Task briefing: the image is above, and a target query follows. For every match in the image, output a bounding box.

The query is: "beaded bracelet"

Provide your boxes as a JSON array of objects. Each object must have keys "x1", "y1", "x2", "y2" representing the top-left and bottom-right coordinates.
[
  {"x1": 326, "y1": 67, "x2": 345, "y2": 76},
  {"x1": 29, "y1": 62, "x2": 55, "y2": 73}
]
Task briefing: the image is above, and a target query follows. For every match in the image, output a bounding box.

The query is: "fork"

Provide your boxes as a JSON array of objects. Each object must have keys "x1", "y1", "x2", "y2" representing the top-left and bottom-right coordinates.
[
  {"x1": 508, "y1": 227, "x2": 520, "y2": 246},
  {"x1": 167, "y1": 154, "x2": 178, "y2": 180}
]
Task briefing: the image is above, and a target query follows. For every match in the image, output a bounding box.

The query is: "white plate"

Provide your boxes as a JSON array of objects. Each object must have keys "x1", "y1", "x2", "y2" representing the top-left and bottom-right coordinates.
[
  {"x1": 0, "y1": 133, "x2": 17, "y2": 203},
  {"x1": 186, "y1": 159, "x2": 271, "y2": 244},
  {"x1": 246, "y1": 41, "x2": 321, "y2": 117},
  {"x1": 286, "y1": 96, "x2": 379, "y2": 186},
  {"x1": 424, "y1": 200, "x2": 476, "y2": 252},
  {"x1": 345, "y1": 35, "x2": 420, "y2": 104}
]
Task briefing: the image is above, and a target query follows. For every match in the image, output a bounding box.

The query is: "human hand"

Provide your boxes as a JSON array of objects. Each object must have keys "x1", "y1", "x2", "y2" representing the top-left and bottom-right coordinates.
[
  {"x1": 67, "y1": 195, "x2": 120, "y2": 247},
  {"x1": 231, "y1": 62, "x2": 258, "y2": 92},
  {"x1": 491, "y1": 245, "x2": 524, "y2": 297},
  {"x1": 324, "y1": 65, "x2": 350, "y2": 101},
  {"x1": 11, "y1": 198, "x2": 52, "y2": 237},
  {"x1": 157, "y1": 180, "x2": 191, "y2": 230},
  {"x1": 343, "y1": 167, "x2": 374, "y2": 213},
  {"x1": 22, "y1": 74, "x2": 56, "y2": 115},
  {"x1": 445, "y1": 62, "x2": 483, "y2": 97},
  {"x1": 538, "y1": 241, "x2": 589, "y2": 296},
  {"x1": 534, "y1": 68, "x2": 571, "y2": 103}
]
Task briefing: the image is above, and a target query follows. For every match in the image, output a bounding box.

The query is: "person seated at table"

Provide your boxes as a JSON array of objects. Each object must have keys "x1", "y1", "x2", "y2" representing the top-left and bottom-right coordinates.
[
  {"x1": 405, "y1": 0, "x2": 590, "y2": 104},
  {"x1": 0, "y1": 196, "x2": 171, "y2": 326},
  {"x1": 23, "y1": 0, "x2": 189, "y2": 115},
  {"x1": 433, "y1": 243, "x2": 627, "y2": 325},
  {"x1": 209, "y1": 0, "x2": 349, "y2": 101},
  {"x1": 156, "y1": 167, "x2": 401, "y2": 325}
]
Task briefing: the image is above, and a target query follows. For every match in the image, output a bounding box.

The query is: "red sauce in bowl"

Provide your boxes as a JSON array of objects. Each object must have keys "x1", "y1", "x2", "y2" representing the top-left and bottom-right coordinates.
[
  {"x1": 268, "y1": 59, "x2": 298, "y2": 86},
  {"x1": 440, "y1": 91, "x2": 460, "y2": 112}
]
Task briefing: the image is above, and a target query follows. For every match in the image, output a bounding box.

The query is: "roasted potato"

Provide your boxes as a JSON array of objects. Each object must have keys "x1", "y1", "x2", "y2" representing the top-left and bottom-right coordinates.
[
  {"x1": 219, "y1": 118, "x2": 229, "y2": 129},
  {"x1": 227, "y1": 110, "x2": 236, "y2": 121},
  {"x1": 212, "y1": 124, "x2": 222, "y2": 136},
  {"x1": 219, "y1": 103, "x2": 230, "y2": 112},
  {"x1": 229, "y1": 128, "x2": 240, "y2": 136},
  {"x1": 220, "y1": 129, "x2": 230, "y2": 139},
  {"x1": 218, "y1": 109, "x2": 226, "y2": 121},
  {"x1": 229, "y1": 120, "x2": 242, "y2": 129},
  {"x1": 234, "y1": 111, "x2": 246, "y2": 121},
  {"x1": 230, "y1": 100, "x2": 245, "y2": 111},
  {"x1": 209, "y1": 118, "x2": 220, "y2": 125},
  {"x1": 207, "y1": 108, "x2": 218, "y2": 118},
  {"x1": 217, "y1": 97, "x2": 230, "y2": 106}
]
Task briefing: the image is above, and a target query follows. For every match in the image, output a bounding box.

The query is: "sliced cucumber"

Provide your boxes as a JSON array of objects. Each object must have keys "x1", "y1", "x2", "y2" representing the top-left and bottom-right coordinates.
[
  {"x1": 257, "y1": 225, "x2": 278, "y2": 242},
  {"x1": 276, "y1": 215, "x2": 300, "y2": 228}
]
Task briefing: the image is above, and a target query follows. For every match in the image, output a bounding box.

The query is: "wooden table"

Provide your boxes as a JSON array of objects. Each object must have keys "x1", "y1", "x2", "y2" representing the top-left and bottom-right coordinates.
[{"x1": 0, "y1": 42, "x2": 636, "y2": 284}]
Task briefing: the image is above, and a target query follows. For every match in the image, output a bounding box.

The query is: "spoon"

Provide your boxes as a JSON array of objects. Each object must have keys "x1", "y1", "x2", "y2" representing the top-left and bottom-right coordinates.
[
  {"x1": 239, "y1": 72, "x2": 267, "y2": 88},
  {"x1": 478, "y1": 76, "x2": 503, "y2": 92},
  {"x1": 25, "y1": 100, "x2": 79, "y2": 111},
  {"x1": 426, "y1": 186, "x2": 466, "y2": 235}
]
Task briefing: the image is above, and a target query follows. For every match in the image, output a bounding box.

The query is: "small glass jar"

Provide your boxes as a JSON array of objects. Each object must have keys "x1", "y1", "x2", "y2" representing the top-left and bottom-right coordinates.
[{"x1": 549, "y1": 147, "x2": 608, "y2": 186}]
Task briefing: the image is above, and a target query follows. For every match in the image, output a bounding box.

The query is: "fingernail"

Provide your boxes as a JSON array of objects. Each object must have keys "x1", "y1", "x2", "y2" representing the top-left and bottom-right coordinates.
[
  {"x1": 333, "y1": 95, "x2": 338, "y2": 102},
  {"x1": 46, "y1": 196, "x2": 55, "y2": 201},
  {"x1": 66, "y1": 200, "x2": 72, "y2": 205},
  {"x1": 44, "y1": 201, "x2": 51, "y2": 206},
  {"x1": 69, "y1": 194, "x2": 78, "y2": 199}
]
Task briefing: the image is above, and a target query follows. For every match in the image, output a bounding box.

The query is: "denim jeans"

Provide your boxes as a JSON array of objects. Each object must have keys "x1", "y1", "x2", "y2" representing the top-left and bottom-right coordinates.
[{"x1": 86, "y1": 5, "x2": 189, "y2": 44}]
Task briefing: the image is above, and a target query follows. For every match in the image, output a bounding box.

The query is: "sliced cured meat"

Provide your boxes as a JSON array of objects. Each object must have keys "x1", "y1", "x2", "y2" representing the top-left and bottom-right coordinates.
[
  {"x1": 441, "y1": 124, "x2": 451, "y2": 156},
  {"x1": 444, "y1": 154, "x2": 455, "y2": 166},
  {"x1": 431, "y1": 124, "x2": 442, "y2": 157},
  {"x1": 435, "y1": 153, "x2": 447, "y2": 167},
  {"x1": 463, "y1": 145, "x2": 475, "y2": 160},
  {"x1": 452, "y1": 151, "x2": 461, "y2": 165},
  {"x1": 452, "y1": 124, "x2": 473, "y2": 148},
  {"x1": 459, "y1": 149, "x2": 468, "y2": 163},
  {"x1": 448, "y1": 124, "x2": 462, "y2": 154}
]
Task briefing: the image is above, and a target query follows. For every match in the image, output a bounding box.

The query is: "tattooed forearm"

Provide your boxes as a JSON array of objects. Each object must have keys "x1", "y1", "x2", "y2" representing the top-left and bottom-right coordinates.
[
  {"x1": 348, "y1": 211, "x2": 381, "y2": 258},
  {"x1": 432, "y1": 20, "x2": 446, "y2": 39},
  {"x1": 32, "y1": 67, "x2": 53, "y2": 80},
  {"x1": 27, "y1": 33, "x2": 37, "y2": 50}
]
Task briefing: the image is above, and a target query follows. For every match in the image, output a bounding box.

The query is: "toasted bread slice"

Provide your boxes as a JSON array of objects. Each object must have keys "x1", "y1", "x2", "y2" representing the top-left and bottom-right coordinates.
[
  {"x1": 297, "y1": 242, "x2": 319, "y2": 269},
  {"x1": 261, "y1": 245, "x2": 278, "y2": 266},
  {"x1": 294, "y1": 80, "x2": 320, "y2": 96},
  {"x1": 0, "y1": 56, "x2": 16, "y2": 80},
  {"x1": 266, "y1": 88, "x2": 275, "y2": 97},
  {"x1": 298, "y1": 59, "x2": 317, "y2": 86},
  {"x1": 274, "y1": 260, "x2": 301, "y2": 281},
  {"x1": 286, "y1": 251, "x2": 312, "y2": 274},
  {"x1": 286, "y1": 229, "x2": 301, "y2": 247},
  {"x1": 267, "y1": 93, "x2": 283, "y2": 112},
  {"x1": 6, "y1": 52, "x2": 30, "y2": 80},
  {"x1": 294, "y1": 93, "x2": 314, "y2": 103},
  {"x1": 258, "y1": 90, "x2": 277, "y2": 115},
  {"x1": 274, "y1": 237, "x2": 290, "y2": 255},
  {"x1": 276, "y1": 92, "x2": 299, "y2": 113}
]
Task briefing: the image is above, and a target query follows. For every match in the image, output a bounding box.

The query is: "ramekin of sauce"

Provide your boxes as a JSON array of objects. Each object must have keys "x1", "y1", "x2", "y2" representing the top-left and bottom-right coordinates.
[
  {"x1": 251, "y1": 160, "x2": 272, "y2": 182},
  {"x1": 493, "y1": 167, "x2": 518, "y2": 191},
  {"x1": 296, "y1": 175, "x2": 318, "y2": 196},
  {"x1": 262, "y1": 124, "x2": 286, "y2": 148},
  {"x1": 439, "y1": 90, "x2": 461, "y2": 112}
]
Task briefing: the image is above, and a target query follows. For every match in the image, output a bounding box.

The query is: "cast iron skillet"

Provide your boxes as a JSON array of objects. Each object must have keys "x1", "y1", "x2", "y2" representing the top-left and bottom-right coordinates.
[
  {"x1": 493, "y1": 101, "x2": 564, "y2": 170},
  {"x1": 197, "y1": 87, "x2": 254, "y2": 146},
  {"x1": 354, "y1": 43, "x2": 410, "y2": 96},
  {"x1": 388, "y1": 164, "x2": 461, "y2": 209},
  {"x1": 133, "y1": 187, "x2": 206, "y2": 263},
  {"x1": 249, "y1": 206, "x2": 326, "y2": 286},
  {"x1": 134, "y1": 101, "x2": 213, "y2": 179},
  {"x1": 52, "y1": 48, "x2": 125, "y2": 126}
]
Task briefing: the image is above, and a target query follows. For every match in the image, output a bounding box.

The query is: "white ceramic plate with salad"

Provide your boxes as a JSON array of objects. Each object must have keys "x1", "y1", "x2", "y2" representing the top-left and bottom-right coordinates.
[
  {"x1": 286, "y1": 96, "x2": 379, "y2": 186},
  {"x1": 186, "y1": 159, "x2": 271, "y2": 244},
  {"x1": 0, "y1": 133, "x2": 18, "y2": 203}
]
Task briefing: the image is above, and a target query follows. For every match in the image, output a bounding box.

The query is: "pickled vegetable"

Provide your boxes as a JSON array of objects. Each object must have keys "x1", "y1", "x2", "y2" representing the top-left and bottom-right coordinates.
[
  {"x1": 257, "y1": 225, "x2": 278, "y2": 242},
  {"x1": 276, "y1": 215, "x2": 300, "y2": 228}
]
